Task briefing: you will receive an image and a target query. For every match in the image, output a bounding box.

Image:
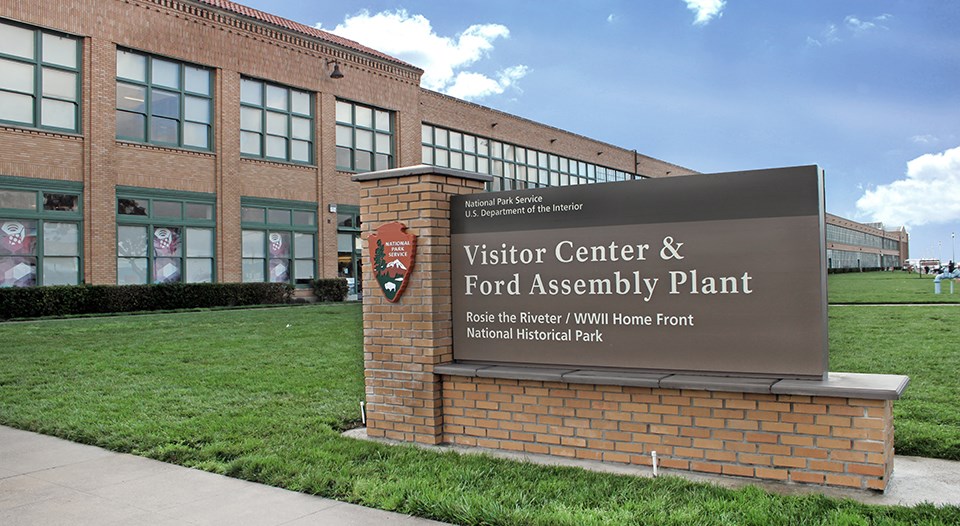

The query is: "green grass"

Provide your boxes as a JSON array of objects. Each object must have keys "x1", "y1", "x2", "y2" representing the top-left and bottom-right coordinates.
[
  {"x1": 828, "y1": 271, "x2": 960, "y2": 304},
  {"x1": 1, "y1": 304, "x2": 958, "y2": 525}
]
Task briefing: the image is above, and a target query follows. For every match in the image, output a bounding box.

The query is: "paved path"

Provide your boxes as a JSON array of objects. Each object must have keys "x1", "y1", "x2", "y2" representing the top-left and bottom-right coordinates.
[{"x1": 0, "y1": 426, "x2": 450, "y2": 526}]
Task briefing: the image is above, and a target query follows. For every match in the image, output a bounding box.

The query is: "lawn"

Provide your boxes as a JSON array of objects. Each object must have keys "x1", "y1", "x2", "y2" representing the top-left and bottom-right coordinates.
[
  {"x1": 1, "y1": 304, "x2": 958, "y2": 525},
  {"x1": 828, "y1": 271, "x2": 960, "y2": 304}
]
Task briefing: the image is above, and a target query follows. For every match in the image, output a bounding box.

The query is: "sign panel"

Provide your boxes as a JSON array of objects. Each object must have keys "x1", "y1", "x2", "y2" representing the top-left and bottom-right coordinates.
[
  {"x1": 369, "y1": 222, "x2": 416, "y2": 302},
  {"x1": 451, "y1": 166, "x2": 828, "y2": 378}
]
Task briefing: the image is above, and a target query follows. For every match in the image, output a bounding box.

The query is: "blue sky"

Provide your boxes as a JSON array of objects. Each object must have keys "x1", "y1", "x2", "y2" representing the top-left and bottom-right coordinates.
[{"x1": 239, "y1": 0, "x2": 960, "y2": 262}]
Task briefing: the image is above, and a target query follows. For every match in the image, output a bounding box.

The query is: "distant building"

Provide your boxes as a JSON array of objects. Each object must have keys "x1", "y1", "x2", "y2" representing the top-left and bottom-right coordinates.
[{"x1": 825, "y1": 213, "x2": 908, "y2": 270}]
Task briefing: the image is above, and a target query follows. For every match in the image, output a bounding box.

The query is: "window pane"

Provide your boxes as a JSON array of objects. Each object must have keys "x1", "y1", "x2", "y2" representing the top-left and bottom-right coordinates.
[
  {"x1": 268, "y1": 259, "x2": 289, "y2": 283},
  {"x1": 464, "y1": 135, "x2": 476, "y2": 153},
  {"x1": 150, "y1": 116, "x2": 178, "y2": 144},
  {"x1": 43, "y1": 257, "x2": 78, "y2": 285},
  {"x1": 153, "y1": 200, "x2": 180, "y2": 218},
  {"x1": 0, "y1": 58, "x2": 34, "y2": 93},
  {"x1": 151, "y1": 58, "x2": 180, "y2": 89},
  {"x1": 42, "y1": 68, "x2": 76, "y2": 99},
  {"x1": 0, "y1": 256, "x2": 36, "y2": 287},
  {"x1": 267, "y1": 209, "x2": 291, "y2": 225},
  {"x1": 117, "y1": 83, "x2": 146, "y2": 112},
  {"x1": 374, "y1": 110, "x2": 390, "y2": 131},
  {"x1": 293, "y1": 211, "x2": 315, "y2": 226},
  {"x1": 117, "y1": 198, "x2": 147, "y2": 216},
  {"x1": 153, "y1": 226, "x2": 181, "y2": 258},
  {"x1": 0, "y1": 91, "x2": 33, "y2": 125},
  {"x1": 185, "y1": 258, "x2": 212, "y2": 283},
  {"x1": 355, "y1": 106, "x2": 372, "y2": 128},
  {"x1": 337, "y1": 233, "x2": 353, "y2": 252},
  {"x1": 0, "y1": 23, "x2": 35, "y2": 59},
  {"x1": 116, "y1": 111, "x2": 146, "y2": 141},
  {"x1": 117, "y1": 50, "x2": 146, "y2": 81},
  {"x1": 117, "y1": 257, "x2": 147, "y2": 284},
  {"x1": 295, "y1": 259, "x2": 314, "y2": 280},
  {"x1": 421, "y1": 145, "x2": 433, "y2": 164},
  {"x1": 185, "y1": 203, "x2": 213, "y2": 220},
  {"x1": 335, "y1": 125, "x2": 352, "y2": 147},
  {"x1": 186, "y1": 228, "x2": 213, "y2": 257},
  {"x1": 291, "y1": 117, "x2": 310, "y2": 140},
  {"x1": 450, "y1": 152, "x2": 463, "y2": 170},
  {"x1": 375, "y1": 133, "x2": 391, "y2": 154},
  {"x1": 241, "y1": 207, "x2": 265, "y2": 224},
  {"x1": 41, "y1": 33, "x2": 77, "y2": 68},
  {"x1": 242, "y1": 230, "x2": 265, "y2": 257},
  {"x1": 435, "y1": 149, "x2": 448, "y2": 167},
  {"x1": 242, "y1": 258, "x2": 264, "y2": 282},
  {"x1": 354, "y1": 150, "x2": 371, "y2": 172},
  {"x1": 240, "y1": 131, "x2": 261, "y2": 155},
  {"x1": 0, "y1": 190, "x2": 36, "y2": 210},
  {"x1": 266, "y1": 111, "x2": 287, "y2": 135},
  {"x1": 435, "y1": 128, "x2": 447, "y2": 147},
  {"x1": 183, "y1": 122, "x2": 209, "y2": 148},
  {"x1": 152, "y1": 89, "x2": 180, "y2": 119},
  {"x1": 336, "y1": 147, "x2": 351, "y2": 170},
  {"x1": 269, "y1": 231, "x2": 290, "y2": 257},
  {"x1": 450, "y1": 132, "x2": 462, "y2": 150},
  {"x1": 240, "y1": 78, "x2": 262, "y2": 105},
  {"x1": 265, "y1": 84, "x2": 287, "y2": 110},
  {"x1": 41, "y1": 98, "x2": 76, "y2": 129},
  {"x1": 375, "y1": 153, "x2": 390, "y2": 171},
  {"x1": 0, "y1": 219, "x2": 36, "y2": 256},
  {"x1": 291, "y1": 140, "x2": 310, "y2": 162},
  {"x1": 43, "y1": 222, "x2": 78, "y2": 256},
  {"x1": 294, "y1": 232, "x2": 314, "y2": 256},
  {"x1": 335, "y1": 101, "x2": 351, "y2": 123},
  {"x1": 154, "y1": 257, "x2": 181, "y2": 283},
  {"x1": 291, "y1": 90, "x2": 310, "y2": 115},
  {"x1": 356, "y1": 129, "x2": 373, "y2": 151},
  {"x1": 185, "y1": 96, "x2": 210, "y2": 123},
  {"x1": 240, "y1": 107, "x2": 262, "y2": 132},
  {"x1": 421, "y1": 124, "x2": 432, "y2": 144},
  {"x1": 464, "y1": 155, "x2": 476, "y2": 172},
  {"x1": 117, "y1": 225, "x2": 147, "y2": 256},
  {"x1": 184, "y1": 66, "x2": 210, "y2": 95},
  {"x1": 265, "y1": 135, "x2": 286, "y2": 158},
  {"x1": 43, "y1": 193, "x2": 78, "y2": 211}
]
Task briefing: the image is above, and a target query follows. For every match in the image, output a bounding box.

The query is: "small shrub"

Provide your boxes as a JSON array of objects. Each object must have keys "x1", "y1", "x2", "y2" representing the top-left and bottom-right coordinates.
[{"x1": 312, "y1": 278, "x2": 348, "y2": 302}]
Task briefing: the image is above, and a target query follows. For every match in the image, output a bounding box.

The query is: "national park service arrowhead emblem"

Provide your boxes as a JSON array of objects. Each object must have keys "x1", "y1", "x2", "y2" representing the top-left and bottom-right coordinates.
[{"x1": 369, "y1": 222, "x2": 416, "y2": 302}]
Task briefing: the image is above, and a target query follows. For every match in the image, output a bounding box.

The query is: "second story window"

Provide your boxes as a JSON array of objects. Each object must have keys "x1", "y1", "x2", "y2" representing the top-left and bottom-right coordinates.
[
  {"x1": 116, "y1": 49, "x2": 212, "y2": 150},
  {"x1": 336, "y1": 100, "x2": 393, "y2": 172},
  {"x1": 240, "y1": 78, "x2": 313, "y2": 164},
  {"x1": 0, "y1": 19, "x2": 80, "y2": 133}
]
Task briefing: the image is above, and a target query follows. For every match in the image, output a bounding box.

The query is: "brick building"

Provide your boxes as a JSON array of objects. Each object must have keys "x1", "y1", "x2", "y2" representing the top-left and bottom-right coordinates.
[
  {"x1": 825, "y1": 213, "x2": 909, "y2": 271},
  {"x1": 0, "y1": 0, "x2": 693, "y2": 291}
]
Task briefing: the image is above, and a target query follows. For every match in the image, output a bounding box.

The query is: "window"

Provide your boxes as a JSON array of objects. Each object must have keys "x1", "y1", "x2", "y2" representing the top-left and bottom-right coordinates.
[
  {"x1": 116, "y1": 49, "x2": 212, "y2": 150},
  {"x1": 336, "y1": 100, "x2": 393, "y2": 172},
  {"x1": 336, "y1": 206, "x2": 362, "y2": 296},
  {"x1": 0, "y1": 19, "x2": 80, "y2": 132},
  {"x1": 241, "y1": 198, "x2": 316, "y2": 286},
  {"x1": 116, "y1": 188, "x2": 215, "y2": 284},
  {"x1": 0, "y1": 176, "x2": 82, "y2": 287},
  {"x1": 240, "y1": 78, "x2": 313, "y2": 164}
]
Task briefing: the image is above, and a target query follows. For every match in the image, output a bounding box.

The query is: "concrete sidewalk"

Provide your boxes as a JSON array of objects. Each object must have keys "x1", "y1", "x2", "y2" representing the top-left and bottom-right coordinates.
[{"x1": 0, "y1": 426, "x2": 449, "y2": 526}]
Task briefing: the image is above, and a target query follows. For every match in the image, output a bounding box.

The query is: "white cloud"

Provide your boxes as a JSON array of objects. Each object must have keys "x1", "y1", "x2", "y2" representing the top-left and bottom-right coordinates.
[
  {"x1": 856, "y1": 145, "x2": 960, "y2": 227},
  {"x1": 845, "y1": 14, "x2": 891, "y2": 33},
  {"x1": 682, "y1": 0, "x2": 726, "y2": 26},
  {"x1": 807, "y1": 14, "x2": 890, "y2": 47},
  {"x1": 322, "y1": 10, "x2": 527, "y2": 101},
  {"x1": 911, "y1": 134, "x2": 938, "y2": 144},
  {"x1": 607, "y1": 14, "x2": 617, "y2": 23}
]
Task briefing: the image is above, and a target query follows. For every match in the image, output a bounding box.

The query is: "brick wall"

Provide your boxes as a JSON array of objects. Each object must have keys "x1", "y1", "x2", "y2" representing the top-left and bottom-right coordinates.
[{"x1": 441, "y1": 377, "x2": 893, "y2": 490}]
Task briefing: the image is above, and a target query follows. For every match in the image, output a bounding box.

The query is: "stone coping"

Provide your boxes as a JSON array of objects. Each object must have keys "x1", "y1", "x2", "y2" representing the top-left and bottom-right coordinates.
[
  {"x1": 434, "y1": 363, "x2": 909, "y2": 400},
  {"x1": 351, "y1": 164, "x2": 493, "y2": 183}
]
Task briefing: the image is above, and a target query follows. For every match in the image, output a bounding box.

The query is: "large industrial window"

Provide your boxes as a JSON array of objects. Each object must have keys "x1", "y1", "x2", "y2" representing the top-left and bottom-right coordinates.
[
  {"x1": 0, "y1": 176, "x2": 82, "y2": 287},
  {"x1": 116, "y1": 49, "x2": 213, "y2": 150},
  {"x1": 240, "y1": 78, "x2": 313, "y2": 164},
  {"x1": 241, "y1": 198, "x2": 316, "y2": 287},
  {"x1": 0, "y1": 18, "x2": 80, "y2": 133},
  {"x1": 335, "y1": 100, "x2": 393, "y2": 172},
  {"x1": 116, "y1": 188, "x2": 215, "y2": 284}
]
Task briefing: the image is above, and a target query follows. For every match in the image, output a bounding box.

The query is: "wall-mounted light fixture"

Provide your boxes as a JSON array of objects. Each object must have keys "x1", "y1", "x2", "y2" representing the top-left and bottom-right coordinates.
[
  {"x1": 326, "y1": 59, "x2": 344, "y2": 79},
  {"x1": 328, "y1": 203, "x2": 338, "y2": 213}
]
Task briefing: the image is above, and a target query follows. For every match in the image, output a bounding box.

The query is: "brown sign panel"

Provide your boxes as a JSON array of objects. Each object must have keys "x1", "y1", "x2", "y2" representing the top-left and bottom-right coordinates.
[
  {"x1": 451, "y1": 166, "x2": 828, "y2": 379},
  {"x1": 369, "y1": 222, "x2": 416, "y2": 302}
]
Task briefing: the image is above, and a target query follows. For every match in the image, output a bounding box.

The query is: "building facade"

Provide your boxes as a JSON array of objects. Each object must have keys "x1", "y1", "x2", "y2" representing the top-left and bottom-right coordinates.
[
  {"x1": 0, "y1": 0, "x2": 693, "y2": 291},
  {"x1": 825, "y1": 213, "x2": 908, "y2": 271}
]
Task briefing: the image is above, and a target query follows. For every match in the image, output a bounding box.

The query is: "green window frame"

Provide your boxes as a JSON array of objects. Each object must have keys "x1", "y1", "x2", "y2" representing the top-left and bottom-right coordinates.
[
  {"x1": 240, "y1": 77, "x2": 314, "y2": 164},
  {"x1": 0, "y1": 176, "x2": 83, "y2": 287},
  {"x1": 241, "y1": 198, "x2": 316, "y2": 287},
  {"x1": 336, "y1": 100, "x2": 394, "y2": 172},
  {"x1": 336, "y1": 205, "x2": 362, "y2": 296},
  {"x1": 0, "y1": 18, "x2": 81, "y2": 133},
  {"x1": 116, "y1": 48, "x2": 213, "y2": 150},
  {"x1": 116, "y1": 187, "x2": 216, "y2": 285}
]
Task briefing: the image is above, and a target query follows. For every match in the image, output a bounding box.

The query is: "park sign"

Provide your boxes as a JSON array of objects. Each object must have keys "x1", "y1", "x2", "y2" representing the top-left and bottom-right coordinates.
[
  {"x1": 369, "y1": 222, "x2": 416, "y2": 302},
  {"x1": 450, "y1": 165, "x2": 828, "y2": 379}
]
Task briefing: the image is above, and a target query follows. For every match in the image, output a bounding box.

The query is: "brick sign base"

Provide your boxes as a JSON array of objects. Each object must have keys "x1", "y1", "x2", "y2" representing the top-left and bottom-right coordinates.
[{"x1": 355, "y1": 166, "x2": 905, "y2": 492}]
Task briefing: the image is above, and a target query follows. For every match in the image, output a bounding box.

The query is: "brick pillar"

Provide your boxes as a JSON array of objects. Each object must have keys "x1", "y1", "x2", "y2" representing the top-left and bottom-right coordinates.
[{"x1": 355, "y1": 166, "x2": 488, "y2": 444}]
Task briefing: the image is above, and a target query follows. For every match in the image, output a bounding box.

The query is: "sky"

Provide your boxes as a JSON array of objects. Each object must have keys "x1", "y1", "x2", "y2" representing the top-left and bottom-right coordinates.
[{"x1": 238, "y1": 0, "x2": 960, "y2": 262}]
